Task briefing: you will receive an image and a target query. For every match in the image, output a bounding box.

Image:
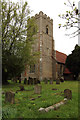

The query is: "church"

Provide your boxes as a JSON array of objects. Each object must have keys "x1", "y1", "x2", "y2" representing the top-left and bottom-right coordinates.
[{"x1": 21, "y1": 11, "x2": 67, "y2": 81}]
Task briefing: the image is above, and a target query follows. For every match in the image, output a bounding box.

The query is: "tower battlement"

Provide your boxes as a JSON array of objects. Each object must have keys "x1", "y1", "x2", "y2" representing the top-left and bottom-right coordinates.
[{"x1": 34, "y1": 11, "x2": 53, "y2": 24}]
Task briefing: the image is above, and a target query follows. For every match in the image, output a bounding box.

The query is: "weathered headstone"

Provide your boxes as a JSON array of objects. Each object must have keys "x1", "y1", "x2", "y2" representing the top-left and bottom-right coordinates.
[
  {"x1": 34, "y1": 85, "x2": 42, "y2": 94},
  {"x1": 44, "y1": 78, "x2": 48, "y2": 84},
  {"x1": 56, "y1": 77, "x2": 60, "y2": 84},
  {"x1": 60, "y1": 76, "x2": 64, "y2": 82},
  {"x1": 24, "y1": 78, "x2": 27, "y2": 84},
  {"x1": 64, "y1": 89, "x2": 72, "y2": 99},
  {"x1": 50, "y1": 78, "x2": 53, "y2": 84},
  {"x1": 34, "y1": 78, "x2": 37, "y2": 84},
  {"x1": 5, "y1": 91, "x2": 15, "y2": 104},
  {"x1": 28, "y1": 77, "x2": 34, "y2": 85},
  {"x1": 19, "y1": 77, "x2": 21, "y2": 83}
]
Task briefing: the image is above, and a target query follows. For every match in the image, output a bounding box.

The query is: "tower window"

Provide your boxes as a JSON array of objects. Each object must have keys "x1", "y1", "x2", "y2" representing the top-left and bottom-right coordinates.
[
  {"x1": 46, "y1": 25, "x2": 48, "y2": 34},
  {"x1": 30, "y1": 64, "x2": 35, "y2": 73}
]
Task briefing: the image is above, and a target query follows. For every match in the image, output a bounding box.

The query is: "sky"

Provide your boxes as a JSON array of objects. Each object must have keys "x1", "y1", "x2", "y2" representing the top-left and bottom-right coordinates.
[{"x1": 12, "y1": 0, "x2": 79, "y2": 55}]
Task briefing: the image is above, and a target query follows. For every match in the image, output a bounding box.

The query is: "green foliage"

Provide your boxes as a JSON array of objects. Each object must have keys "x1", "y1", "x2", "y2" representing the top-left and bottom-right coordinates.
[
  {"x1": 2, "y1": 106, "x2": 17, "y2": 118},
  {"x1": 2, "y1": 0, "x2": 39, "y2": 84},
  {"x1": 66, "y1": 44, "x2": 80, "y2": 79},
  {"x1": 58, "y1": 0, "x2": 80, "y2": 37}
]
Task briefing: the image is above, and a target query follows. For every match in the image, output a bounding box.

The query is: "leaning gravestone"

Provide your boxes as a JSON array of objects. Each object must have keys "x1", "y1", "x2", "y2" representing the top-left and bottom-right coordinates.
[
  {"x1": 5, "y1": 91, "x2": 15, "y2": 104},
  {"x1": 34, "y1": 85, "x2": 42, "y2": 94},
  {"x1": 44, "y1": 78, "x2": 48, "y2": 84},
  {"x1": 50, "y1": 78, "x2": 53, "y2": 84},
  {"x1": 56, "y1": 77, "x2": 60, "y2": 84},
  {"x1": 64, "y1": 89, "x2": 72, "y2": 99}
]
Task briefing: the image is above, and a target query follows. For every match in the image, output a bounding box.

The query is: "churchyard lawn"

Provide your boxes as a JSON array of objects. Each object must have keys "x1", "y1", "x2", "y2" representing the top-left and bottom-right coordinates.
[{"x1": 2, "y1": 81, "x2": 78, "y2": 119}]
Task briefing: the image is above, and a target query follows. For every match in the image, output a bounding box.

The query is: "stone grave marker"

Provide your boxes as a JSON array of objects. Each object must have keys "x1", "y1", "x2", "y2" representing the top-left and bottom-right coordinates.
[
  {"x1": 64, "y1": 89, "x2": 72, "y2": 99},
  {"x1": 60, "y1": 76, "x2": 64, "y2": 82},
  {"x1": 50, "y1": 78, "x2": 53, "y2": 84},
  {"x1": 34, "y1": 78, "x2": 37, "y2": 84},
  {"x1": 44, "y1": 78, "x2": 48, "y2": 84},
  {"x1": 5, "y1": 91, "x2": 15, "y2": 104},
  {"x1": 34, "y1": 85, "x2": 42, "y2": 94},
  {"x1": 28, "y1": 77, "x2": 34, "y2": 85},
  {"x1": 24, "y1": 78, "x2": 27, "y2": 84},
  {"x1": 56, "y1": 77, "x2": 60, "y2": 84}
]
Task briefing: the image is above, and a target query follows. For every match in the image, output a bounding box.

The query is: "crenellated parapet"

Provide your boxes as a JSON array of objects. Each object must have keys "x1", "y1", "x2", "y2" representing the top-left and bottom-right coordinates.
[{"x1": 34, "y1": 11, "x2": 53, "y2": 24}]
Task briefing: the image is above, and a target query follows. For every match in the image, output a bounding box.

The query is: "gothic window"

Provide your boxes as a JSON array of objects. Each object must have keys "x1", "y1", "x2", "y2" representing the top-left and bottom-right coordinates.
[
  {"x1": 30, "y1": 64, "x2": 35, "y2": 73},
  {"x1": 46, "y1": 25, "x2": 48, "y2": 34}
]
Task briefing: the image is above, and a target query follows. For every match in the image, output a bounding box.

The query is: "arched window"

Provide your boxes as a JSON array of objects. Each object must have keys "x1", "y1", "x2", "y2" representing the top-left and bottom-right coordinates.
[{"x1": 46, "y1": 25, "x2": 48, "y2": 34}]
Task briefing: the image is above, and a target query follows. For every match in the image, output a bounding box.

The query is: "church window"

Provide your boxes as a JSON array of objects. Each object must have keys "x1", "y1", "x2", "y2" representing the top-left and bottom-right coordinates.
[
  {"x1": 46, "y1": 25, "x2": 48, "y2": 34},
  {"x1": 30, "y1": 64, "x2": 35, "y2": 73}
]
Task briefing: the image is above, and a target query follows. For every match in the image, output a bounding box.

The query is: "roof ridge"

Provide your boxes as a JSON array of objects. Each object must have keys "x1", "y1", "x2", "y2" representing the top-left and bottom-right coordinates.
[{"x1": 56, "y1": 50, "x2": 67, "y2": 56}]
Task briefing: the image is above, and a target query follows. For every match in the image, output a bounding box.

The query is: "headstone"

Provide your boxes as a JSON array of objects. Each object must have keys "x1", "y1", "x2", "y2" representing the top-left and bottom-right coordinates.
[
  {"x1": 19, "y1": 85, "x2": 25, "y2": 91},
  {"x1": 33, "y1": 78, "x2": 40, "y2": 84},
  {"x1": 56, "y1": 77, "x2": 60, "y2": 84},
  {"x1": 44, "y1": 78, "x2": 48, "y2": 84},
  {"x1": 19, "y1": 77, "x2": 21, "y2": 83},
  {"x1": 34, "y1": 85, "x2": 42, "y2": 94},
  {"x1": 5, "y1": 91, "x2": 15, "y2": 104},
  {"x1": 24, "y1": 78, "x2": 27, "y2": 84},
  {"x1": 34, "y1": 78, "x2": 37, "y2": 84},
  {"x1": 28, "y1": 77, "x2": 34, "y2": 85},
  {"x1": 64, "y1": 89, "x2": 72, "y2": 99},
  {"x1": 60, "y1": 76, "x2": 64, "y2": 82},
  {"x1": 50, "y1": 78, "x2": 53, "y2": 84}
]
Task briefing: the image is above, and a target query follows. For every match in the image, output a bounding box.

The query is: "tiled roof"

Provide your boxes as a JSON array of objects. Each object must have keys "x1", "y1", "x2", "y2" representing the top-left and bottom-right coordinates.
[
  {"x1": 56, "y1": 50, "x2": 67, "y2": 64},
  {"x1": 64, "y1": 68, "x2": 72, "y2": 74}
]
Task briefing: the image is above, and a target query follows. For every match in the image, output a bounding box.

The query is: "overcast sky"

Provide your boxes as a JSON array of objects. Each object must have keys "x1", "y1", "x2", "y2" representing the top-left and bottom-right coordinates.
[{"x1": 12, "y1": 0, "x2": 79, "y2": 55}]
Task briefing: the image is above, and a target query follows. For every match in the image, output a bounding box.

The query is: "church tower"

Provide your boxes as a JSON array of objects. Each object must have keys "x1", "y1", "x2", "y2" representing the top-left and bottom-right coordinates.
[
  {"x1": 33, "y1": 11, "x2": 55, "y2": 80},
  {"x1": 22, "y1": 11, "x2": 55, "y2": 81}
]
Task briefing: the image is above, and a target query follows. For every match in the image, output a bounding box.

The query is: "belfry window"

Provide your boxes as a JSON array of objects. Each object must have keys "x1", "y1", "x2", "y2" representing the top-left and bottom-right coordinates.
[{"x1": 46, "y1": 25, "x2": 48, "y2": 34}]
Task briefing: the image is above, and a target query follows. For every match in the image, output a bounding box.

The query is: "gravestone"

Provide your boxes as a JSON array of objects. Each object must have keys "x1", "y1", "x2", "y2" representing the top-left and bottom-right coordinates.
[
  {"x1": 33, "y1": 78, "x2": 40, "y2": 84},
  {"x1": 44, "y1": 78, "x2": 48, "y2": 84},
  {"x1": 64, "y1": 89, "x2": 72, "y2": 99},
  {"x1": 34, "y1": 85, "x2": 42, "y2": 94},
  {"x1": 19, "y1": 77, "x2": 21, "y2": 83},
  {"x1": 50, "y1": 78, "x2": 53, "y2": 84},
  {"x1": 28, "y1": 77, "x2": 34, "y2": 85},
  {"x1": 60, "y1": 76, "x2": 64, "y2": 82},
  {"x1": 34, "y1": 78, "x2": 37, "y2": 84},
  {"x1": 56, "y1": 77, "x2": 60, "y2": 84},
  {"x1": 5, "y1": 91, "x2": 15, "y2": 104},
  {"x1": 24, "y1": 78, "x2": 27, "y2": 84}
]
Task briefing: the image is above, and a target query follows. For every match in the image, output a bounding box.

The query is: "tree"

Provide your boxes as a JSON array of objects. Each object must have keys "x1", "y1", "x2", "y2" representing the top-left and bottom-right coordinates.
[
  {"x1": 58, "y1": 0, "x2": 80, "y2": 37},
  {"x1": 2, "y1": 0, "x2": 38, "y2": 84},
  {"x1": 66, "y1": 44, "x2": 80, "y2": 79}
]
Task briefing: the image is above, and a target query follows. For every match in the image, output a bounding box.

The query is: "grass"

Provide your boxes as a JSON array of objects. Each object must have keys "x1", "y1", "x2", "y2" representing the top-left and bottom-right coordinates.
[{"x1": 2, "y1": 80, "x2": 78, "y2": 119}]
